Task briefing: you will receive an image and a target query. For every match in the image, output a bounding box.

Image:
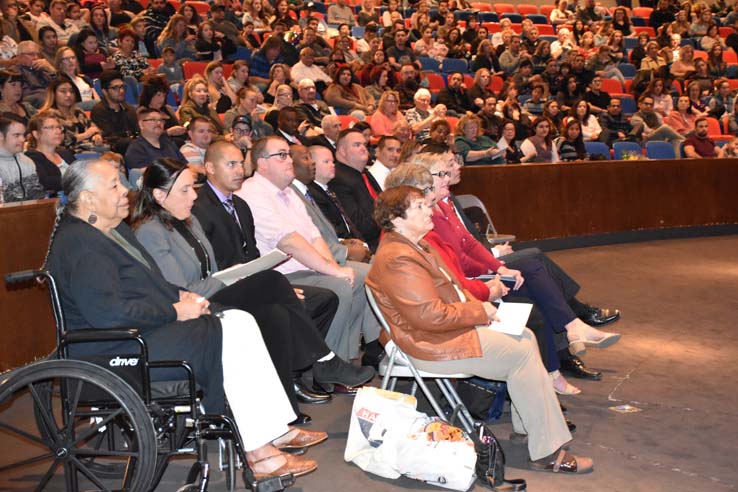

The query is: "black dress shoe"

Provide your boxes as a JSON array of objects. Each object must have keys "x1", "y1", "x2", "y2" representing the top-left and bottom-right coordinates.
[
  {"x1": 360, "y1": 351, "x2": 385, "y2": 371},
  {"x1": 293, "y1": 381, "x2": 332, "y2": 404},
  {"x1": 289, "y1": 412, "x2": 312, "y2": 426},
  {"x1": 580, "y1": 306, "x2": 621, "y2": 327},
  {"x1": 560, "y1": 354, "x2": 603, "y2": 381},
  {"x1": 313, "y1": 357, "x2": 376, "y2": 394}
]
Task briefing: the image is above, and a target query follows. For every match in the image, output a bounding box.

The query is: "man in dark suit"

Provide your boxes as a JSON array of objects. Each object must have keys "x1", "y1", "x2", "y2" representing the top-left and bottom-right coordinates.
[
  {"x1": 294, "y1": 79, "x2": 332, "y2": 128},
  {"x1": 308, "y1": 114, "x2": 341, "y2": 158},
  {"x1": 329, "y1": 129, "x2": 382, "y2": 251},
  {"x1": 193, "y1": 141, "x2": 373, "y2": 405}
]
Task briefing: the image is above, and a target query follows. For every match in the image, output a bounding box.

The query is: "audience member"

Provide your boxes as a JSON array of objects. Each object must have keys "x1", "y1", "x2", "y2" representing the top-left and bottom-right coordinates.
[
  {"x1": 630, "y1": 94, "x2": 685, "y2": 155},
  {"x1": 521, "y1": 117, "x2": 560, "y2": 163},
  {"x1": 90, "y1": 70, "x2": 139, "y2": 155},
  {"x1": 235, "y1": 136, "x2": 383, "y2": 362},
  {"x1": 125, "y1": 107, "x2": 186, "y2": 170},
  {"x1": 454, "y1": 115, "x2": 504, "y2": 165},
  {"x1": 0, "y1": 69, "x2": 35, "y2": 124},
  {"x1": 25, "y1": 110, "x2": 75, "y2": 195},
  {"x1": 0, "y1": 115, "x2": 44, "y2": 202},
  {"x1": 366, "y1": 136, "x2": 401, "y2": 191},
  {"x1": 683, "y1": 117, "x2": 718, "y2": 158}
]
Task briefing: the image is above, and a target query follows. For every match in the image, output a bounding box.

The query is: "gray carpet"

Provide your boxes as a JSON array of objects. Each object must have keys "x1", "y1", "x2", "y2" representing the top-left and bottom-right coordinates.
[{"x1": 2, "y1": 236, "x2": 738, "y2": 492}]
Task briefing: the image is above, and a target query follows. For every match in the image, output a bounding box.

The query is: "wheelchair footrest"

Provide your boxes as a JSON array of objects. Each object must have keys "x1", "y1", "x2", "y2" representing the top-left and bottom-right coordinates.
[{"x1": 246, "y1": 473, "x2": 295, "y2": 492}]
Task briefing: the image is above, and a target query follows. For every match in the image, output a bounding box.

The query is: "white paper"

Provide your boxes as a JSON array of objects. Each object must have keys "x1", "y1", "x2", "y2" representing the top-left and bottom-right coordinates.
[
  {"x1": 212, "y1": 249, "x2": 290, "y2": 286},
  {"x1": 488, "y1": 302, "x2": 532, "y2": 336}
]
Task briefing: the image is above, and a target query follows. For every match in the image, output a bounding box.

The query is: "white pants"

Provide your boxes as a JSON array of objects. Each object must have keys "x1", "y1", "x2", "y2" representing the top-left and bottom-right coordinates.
[{"x1": 220, "y1": 309, "x2": 296, "y2": 451}]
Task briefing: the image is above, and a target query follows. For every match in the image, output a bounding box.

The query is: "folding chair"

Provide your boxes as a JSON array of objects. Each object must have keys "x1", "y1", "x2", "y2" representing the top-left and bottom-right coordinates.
[
  {"x1": 365, "y1": 287, "x2": 476, "y2": 434},
  {"x1": 454, "y1": 194, "x2": 516, "y2": 245}
]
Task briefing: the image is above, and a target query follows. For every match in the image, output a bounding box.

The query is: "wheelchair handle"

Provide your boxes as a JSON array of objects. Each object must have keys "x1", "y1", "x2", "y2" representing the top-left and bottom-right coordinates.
[{"x1": 4, "y1": 269, "x2": 46, "y2": 285}]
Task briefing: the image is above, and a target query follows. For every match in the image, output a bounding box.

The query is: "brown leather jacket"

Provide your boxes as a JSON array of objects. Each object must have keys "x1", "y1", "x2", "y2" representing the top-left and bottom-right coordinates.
[{"x1": 366, "y1": 231, "x2": 489, "y2": 362}]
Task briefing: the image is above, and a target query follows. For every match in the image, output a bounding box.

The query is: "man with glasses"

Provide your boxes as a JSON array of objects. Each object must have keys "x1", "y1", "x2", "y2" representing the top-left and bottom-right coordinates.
[
  {"x1": 224, "y1": 87, "x2": 273, "y2": 140},
  {"x1": 16, "y1": 40, "x2": 56, "y2": 108},
  {"x1": 437, "y1": 72, "x2": 474, "y2": 116},
  {"x1": 295, "y1": 79, "x2": 332, "y2": 129},
  {"x1": 599, "y1": 98, "x2": 641, "y2": 146},
  {"x1": 90, "y1": 70, "x2": 139, "y2": 155},
  {"x1": 235, "y1": 135, "x2": 383, "y2": 367},
  {"x1": 630, "y1": 94, "x2": 684, "y2": 156},
  {"x1": 125, "y1": 107, "x2": 186, "y2": 171}
]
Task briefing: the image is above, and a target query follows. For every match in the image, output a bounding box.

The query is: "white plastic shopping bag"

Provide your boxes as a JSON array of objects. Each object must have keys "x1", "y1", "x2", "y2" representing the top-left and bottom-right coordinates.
[{"x1": 344, "y1": 387, "x2": 476, "y2": 491}]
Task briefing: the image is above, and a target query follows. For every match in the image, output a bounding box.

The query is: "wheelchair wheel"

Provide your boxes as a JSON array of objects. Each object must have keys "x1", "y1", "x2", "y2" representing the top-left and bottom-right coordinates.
[
  {"x1": 219, "y1": 438, "x2": 237, "y2": 492},
  {"x1": 0, "y1": 359, "x2": 157, "y2": 491}
]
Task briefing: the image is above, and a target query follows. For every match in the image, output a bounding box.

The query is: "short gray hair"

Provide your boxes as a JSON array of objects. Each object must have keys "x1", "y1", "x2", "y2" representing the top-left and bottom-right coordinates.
[{"x1": 385, "y1": 163, "x2": 432, "y2": 190}]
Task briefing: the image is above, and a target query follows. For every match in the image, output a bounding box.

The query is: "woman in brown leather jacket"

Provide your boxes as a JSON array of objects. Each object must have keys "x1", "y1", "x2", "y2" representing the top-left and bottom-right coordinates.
[{"x1": 366, "y1": 186, "x2": 593, "y2": 475}]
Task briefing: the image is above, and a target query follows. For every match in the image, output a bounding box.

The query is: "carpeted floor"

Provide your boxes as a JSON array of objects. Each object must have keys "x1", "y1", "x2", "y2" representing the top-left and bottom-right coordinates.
[{"x1": 2, "y1": 235, "x2": 738, "y2": 492}]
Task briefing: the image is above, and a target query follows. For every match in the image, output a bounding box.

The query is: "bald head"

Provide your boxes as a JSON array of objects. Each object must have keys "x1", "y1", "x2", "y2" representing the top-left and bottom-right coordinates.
[
  {"x1": 310, "y1": 145, "x2": 335, "y2": 185},
  {"x1": 291, "y1": 144, "x2": 315, "y2": 185}
]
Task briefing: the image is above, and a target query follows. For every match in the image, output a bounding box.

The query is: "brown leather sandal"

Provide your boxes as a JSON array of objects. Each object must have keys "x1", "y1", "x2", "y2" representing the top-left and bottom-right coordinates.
[
  {"x1": 247, "y1": 452, "x2": 318, "y2": 480},
  {"x1": 529, "y1": 449, "x2": 593, "y2": 474}
]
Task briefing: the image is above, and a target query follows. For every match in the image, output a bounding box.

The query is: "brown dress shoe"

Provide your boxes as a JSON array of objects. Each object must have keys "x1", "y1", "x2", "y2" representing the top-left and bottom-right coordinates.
[
  {"x1": 273, "y1": 427, "x2": 328, "y2": 450},
  {"x1": 530, "y1": 449, "x2": 593, "y2": 474},
  {"x1": 248, "y1": 452, "x2": 318, "y2": 480}
]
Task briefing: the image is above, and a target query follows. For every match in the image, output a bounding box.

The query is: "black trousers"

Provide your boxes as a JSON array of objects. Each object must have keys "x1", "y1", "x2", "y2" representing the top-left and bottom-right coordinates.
[{"x1": 210, "y1": 270, "x2": 335, "y2": 413}]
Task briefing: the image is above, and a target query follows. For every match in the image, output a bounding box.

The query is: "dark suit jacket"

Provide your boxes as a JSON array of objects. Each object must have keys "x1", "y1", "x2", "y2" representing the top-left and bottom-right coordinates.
[
  {"x1": 308, "y1": 134, "x2": 337, "y2": 159},
  {"x1": 192, "y1": 182, "x2": 260, "y2": 269},
  {"x1": 294, "y1": 101, "x2": 330, "y2": 128},
  {"x1": 329, "y1": 162, "x2": 381, "y2": 251},
  {"x1": 308, "y1": 181, "x2": 351, "y2": 238}
]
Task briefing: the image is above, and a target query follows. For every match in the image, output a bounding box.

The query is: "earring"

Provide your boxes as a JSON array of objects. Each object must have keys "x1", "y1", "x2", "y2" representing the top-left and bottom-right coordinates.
[{"x1": 88, "y1": 213, "x2": 98, "y2": 225}]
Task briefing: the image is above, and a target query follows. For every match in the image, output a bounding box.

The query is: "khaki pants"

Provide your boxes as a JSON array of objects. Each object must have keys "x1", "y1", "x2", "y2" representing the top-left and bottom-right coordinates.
[{"x1": 411, "y1": 327, "x2": 572, "y2": 461}]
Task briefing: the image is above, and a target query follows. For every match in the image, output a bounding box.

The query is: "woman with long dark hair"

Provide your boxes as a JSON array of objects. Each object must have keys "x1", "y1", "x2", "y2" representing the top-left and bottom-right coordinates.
[
  {"x1": 568, "y1": 99, "x2": 602, "y2": 142},
  {"x1": 72, "y1": 28, "x2": 116, "y2": 79},
  {"x1": 521, "y1": 117, "x2": 559, "y2": 163},
  {"x1": 556, "y1": 119, "x2": 587, "y2": 161},
  {"x1": 89, "y1": 5, "x2": 117, "y2": 53},
  {"x1": 324, "y1": 66, "x2": 374, "y2": 118},
  {"x1": 40, "y1": 78, "x2": 104, "y2": 153}
]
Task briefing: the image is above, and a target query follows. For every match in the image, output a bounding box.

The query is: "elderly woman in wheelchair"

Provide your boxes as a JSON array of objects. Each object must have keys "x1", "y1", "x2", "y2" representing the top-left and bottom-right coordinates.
[
  {"x1": 366, "y1": 185, "x2": 594, "y2": 475},
  {"x1": 35, "y1": 158, "x2": 323, "y2": 485}
]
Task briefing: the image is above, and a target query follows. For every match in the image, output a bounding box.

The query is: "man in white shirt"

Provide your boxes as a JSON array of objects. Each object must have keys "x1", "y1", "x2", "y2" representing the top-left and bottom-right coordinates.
[
  {"x1": 37, "y1": 0, "x2": 80, "y2": 45},
  {"x1": 179, "y1": 117, "x2": 213, "y2": 171},
  {"x1": 290, "y1": 48, "x2": 332, "y2": 92},
  {"x1": 236, "y1": 135, "x2": 382, "y2": 365},
  {"x1": 327, "y1": 0, "x2": 357, "y2": 26},
  {"x1": 366, "y1": 135, "x2": 401, "y2": 191}
]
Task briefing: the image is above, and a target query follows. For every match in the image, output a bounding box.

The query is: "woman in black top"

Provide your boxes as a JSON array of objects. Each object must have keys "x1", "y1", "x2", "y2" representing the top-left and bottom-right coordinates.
[
  {"x1": 557, "y1": 119, "x2": 587, "y2": 161},
  {"x1": 25, "y1": 111, "x2": 78, "y2": 196}
]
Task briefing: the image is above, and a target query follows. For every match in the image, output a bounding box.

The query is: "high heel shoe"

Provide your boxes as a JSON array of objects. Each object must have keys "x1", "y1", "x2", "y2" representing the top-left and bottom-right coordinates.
[
  {"x1": 567, "y1": 324, "x2": 621, "y2": 356},
  {"x1": 551, "y1": 371, "x2": 581, "y2": 396}
]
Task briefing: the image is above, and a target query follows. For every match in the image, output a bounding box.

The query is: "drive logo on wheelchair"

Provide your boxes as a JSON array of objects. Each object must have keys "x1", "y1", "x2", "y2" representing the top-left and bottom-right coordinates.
[{"x1": 109, "y1": 356, "x2": 140, "y2": 367}]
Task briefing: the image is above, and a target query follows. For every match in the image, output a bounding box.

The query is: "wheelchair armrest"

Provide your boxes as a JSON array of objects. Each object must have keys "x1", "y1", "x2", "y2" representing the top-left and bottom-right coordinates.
[
  {"x1": 61, "y1": 328, "x2": 142, "y2": 344},
  {"x1": 149, "y1": 360, "x2": 198, "y2": 415}
]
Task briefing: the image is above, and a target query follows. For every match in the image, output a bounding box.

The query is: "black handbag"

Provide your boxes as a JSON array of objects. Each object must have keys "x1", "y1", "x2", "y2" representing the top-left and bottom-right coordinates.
[{"x1": 472, "y1": 422, "x2": 527, "y2": 492}]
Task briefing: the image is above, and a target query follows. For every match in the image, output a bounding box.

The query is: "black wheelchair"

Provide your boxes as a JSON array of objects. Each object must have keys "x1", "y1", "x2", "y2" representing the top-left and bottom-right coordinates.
[{"x1": 0, "y1": 269, "x2": 295, "y2": 492}]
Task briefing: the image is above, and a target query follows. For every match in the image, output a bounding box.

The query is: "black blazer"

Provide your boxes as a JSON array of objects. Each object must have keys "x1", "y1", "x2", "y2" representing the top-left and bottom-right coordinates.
[
  {"x1": 308, "y1": 134, "x2": 337, "y2": 159},
  {"x1": 329, "y1": 162, "x2": 381, "y2": 251},
  {"x1": 308, "y1": 182, "x2": 350, "y2": 238},
  {"x1": 192, "y1": 182, "x2": 260, "y2": 270},
  {"x1": 26, "y1": 148, "x2": 77, "y2": 196}
]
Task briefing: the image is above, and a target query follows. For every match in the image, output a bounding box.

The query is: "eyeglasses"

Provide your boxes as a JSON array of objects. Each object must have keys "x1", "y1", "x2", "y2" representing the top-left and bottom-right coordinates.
[
  {"x1": 143, "y1": 118, "x2": 166, "y2": 123},
  {"x1": 42, "y1": 125, "x2": 63, "y2": 131},
  {"x1": 430, "y1": 170, "x2": 451, "y2": 178},
  {"x1": 61, "y1": 56, "x2": 76, "y2": 61},
  {"x1": 108, "y1": 84, "x2": 126, "y2": 91},
  {"x1": 233, "y1": 126, "x2": 251, "y2": 134},
  {"x1": 421, "y1": 185, "x2": 435, "y2": 195},
  {"x1": 263, "y1": 150, "x2": 290, "y2": 161}
]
